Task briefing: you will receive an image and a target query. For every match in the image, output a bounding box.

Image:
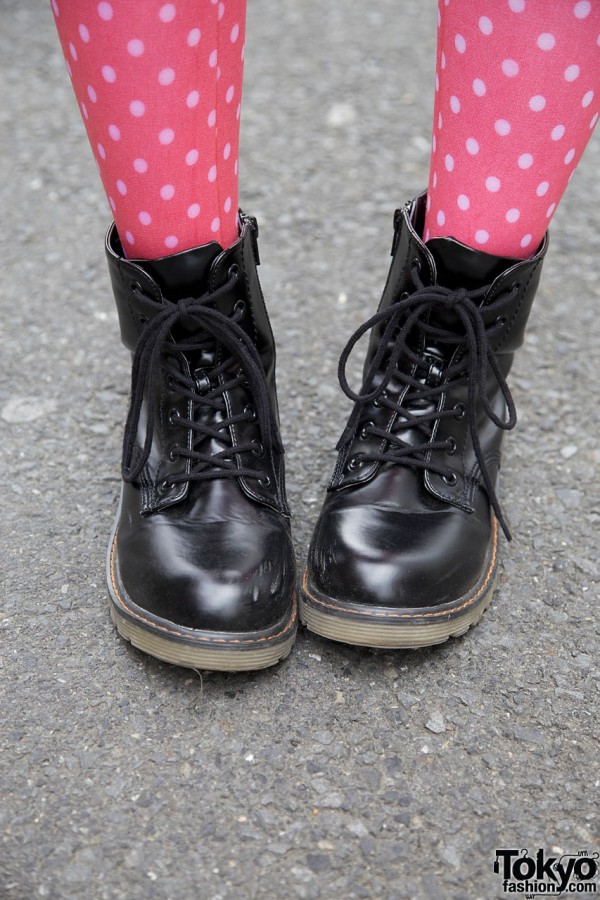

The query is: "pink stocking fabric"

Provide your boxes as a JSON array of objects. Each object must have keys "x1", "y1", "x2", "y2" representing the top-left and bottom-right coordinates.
[
  {"x1": 425, "y1": 0, "x2": 600, "y2": 259},
  {"x1": 51, "y1": 0, "x2": 246, "y2": 258}
]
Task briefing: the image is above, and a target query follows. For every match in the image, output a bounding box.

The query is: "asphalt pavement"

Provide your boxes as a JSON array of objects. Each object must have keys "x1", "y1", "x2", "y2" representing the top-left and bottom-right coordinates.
[{"x1": 1, "y1": 1, "x2": 599, "y2": 898}]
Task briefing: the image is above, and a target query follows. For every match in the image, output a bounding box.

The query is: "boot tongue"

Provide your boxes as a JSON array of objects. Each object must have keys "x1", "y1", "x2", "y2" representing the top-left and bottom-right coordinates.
[
  {"x1": 134, "y1": 241, "x2": 224, "y2": 302},
  {"x1": 426, "y1": 236, "x2": 517, "y2": 291}
]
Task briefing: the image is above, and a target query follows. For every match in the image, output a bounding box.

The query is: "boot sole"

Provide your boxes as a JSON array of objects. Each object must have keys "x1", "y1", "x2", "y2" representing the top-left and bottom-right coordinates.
[
  {"x1": 106, "y1": 526, "x2": 297, "y2": 672},
  {"x1": 300, "y1": 517, "x2": 498, "y2": 649}
]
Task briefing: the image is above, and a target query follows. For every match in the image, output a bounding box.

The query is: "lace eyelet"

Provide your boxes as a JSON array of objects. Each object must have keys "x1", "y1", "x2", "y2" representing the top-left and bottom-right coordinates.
[
  {"x1": 169, "y1": 446, "x2": 180, "y2": 461},
  {"x1": 495, "y1": 315, "x2": 507, "y2": 327},
  {"x1": 234, "y1": 299, "x2": 246, "y2": 317},
  {"x1": 360, "y1": 421, "x2": 374, "y2": 440},
  {"x1": 158, "y1": 479, "x2": 173, "y2": 494},
  {"x1": 138, "y1": 314, "x2": 149, "y2": 326},
  {"x1": 228, "y1": 264, "x2": 240, "y2": 280},
  {"x1": 244, "y1": 404, "x2": 256, "y2": 422},
  {"x1": 373, "y1": 391, "x2": 388, "y2": 409},
  {"x1": 347, "y1": 456, "x2": 364, "y2": 472},
  {"x1": 131, "y1": 280, "x2": 142, "y2": 296},
  {"x1": 510, "y1": 281, "x2": 521, "y2": 293},
  {"x1": 258, "y1": 473, "x2": 271, "y2": 487},
  {"x1": 168, "y1": 408, "x2": 180, "y2": 426},
  {"x1": 411, "y1": 257, "x2": 422, "y2": 273},
  {"x1": 442, "y1": 471, "x2": 458, "y2": 486},
  {"x1": 453, "y1": 402, "x2": 466, "y2": 420},
  {"x1": 446, "y1": 437, "x2": 457, "y2": 456},
  {"x1": 252, "y1": 440, "x2": 265, "y2": 457}
]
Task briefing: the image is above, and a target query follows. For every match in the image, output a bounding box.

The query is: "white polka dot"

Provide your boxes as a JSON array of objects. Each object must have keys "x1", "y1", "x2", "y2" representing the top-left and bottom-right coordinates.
[
  {"x1": 87, "y1": 85, "x2": 97, "y2": 103},
  {"x1": 509, "y1": 0, "x2": 525, "y2": 10},
  {"x1": 574, "y1": 1, "x2": 591, "y2": 18},
  {"x1": 506, "y1": 208, "x2": 520, "y2": 223},
  {"x1": 438, "y1": 112, "x2": 443, "y2": 130},
  {"x1": 128, "y1": 39, "x2": 144, "y2": 57},
  {"x1": 433, "y1": 172, "x2": 438, "y2": 188},
  {"x1": 133, "y1": 158, "x2": 148, "y2": 173},
  {"x1": 158, "y1": 67, "x2": 175, "y2": 86},
  {"x1": 495, "y1": 119, "x2": 511, "y2": 136},
  {"x1": 551, "y1": 124, "x2": 565, "y2": 140},
  {"x1": 450, "y1": 95, "x2": 461, "y2": 114},
  {"x1": 425, "y1": 229, "x2": 431, "y2": 242},
  {"x1": 455, "y1": 34, "x2": 466, "y2": 53},
  {"x1": 187, "y1": 203, "x2": 200, "y2": 218},
  {"x1": 231, "y1": 23, "x2": 240, "y2": 42},
  {"x1": 479, "y1": 16, "x2": 493, "y2": 35},
  {"x1": 432, "y1": 134, "x2": 437, "y2": 153},
  {"x1": 590, "y1": 112, "x2": 599, "y2": 129},
  {"x1": 546, "y1": 203, "x2": 556, "y2": 218},
  {"x1": 97, "y1": 2, "x2": 113, "y2": 21},
  {"x1": 79, "y1": 24, "x2": 90, "y2": 42},
  {"x1": 486, "y1": 176, "x2": 501, "y2": 192},
  {"x1": 426, "y1": 195, "x2": 431, "y2": 212},
  {"x1": 518, "y1": 153, "x2": 534, "y2": 169},
  {"x1": 125, "y1": 231, "x2": 135, "y2": 245},
  {"x1": 116, "y1": 179, "x2": 127, "y2": 195},
  {"x1": 108, "y1": 196, "x2": 116, "y2": 212},
  {"x1": 207, "y1": 109, "x2": 216, "y2": 127},
  {"x1": 108, "y1": 124, "x2": 120, "y2": 141},
  {"x1": 475, "y1": 230, "x2": 489, "y2": 245},
  {"x1": 529, "y1": 95, "x2": 546, "y2": 111},
  {"x1": 441, "y1": 52, "x2": 446, "y2": 70},
  {"x1": 520, "y1": 234, "x2": 532, "y2": 249},
  {"x1": 564, "y1": 148, "x2": 576, "y2": 164},
  {"x1": 437, "y1": 210, "x2": 446, "y2": 226},
  {"x1": 435, "y1": 73, "x2": 440, "y2": 93},
  {"x1": 139, "y1": 211, "x2": 152, "y2": 225},
  {"x1": 466, "y1": 137, "x2": 480, "y2": 155},
  {"x1": 582, "y1": 90, "x2": 594, "y2": 108},
  {"x1": 537, "y1": 33, "x2": 555, "y2": 50},
  {"x1": 211, "y1": 217, "x2": 221, "y2": 233},
  {"x1": 159, "y1": 4, "x2": 176, "y2": 22},
  {"x1": 473, "y1": 79, "x2": 486, "y2": 97},
  {"x1": 97, "y1": 142, "x2": 106, "y2": 160},
  {"x1": 159, "y1": 128, "x2": 175, "y2": 144},
  {"x1": 225, "y1": 85, "x2": 235, "y2": 103},
  {"x1": 208, "y1": 165, "x2": 217, "y2": 182},
  {"x1": 234, "y1": 160, "x2": 238, "y2": 176},
  {"x1": 69, "y1": 42, "x2": 78, "y2": 61},
  {"x1": 164, "y1": 235, "x2": 178, "y2": 249},
  {"x1": 102, "y1": 65, "x2": 116, "y2": 83},
  {"x1": 445, "y1": 154, "x2": 454, "y2": 172},
  {"x1": 51, "y1": 0, "x2": 59, "y2": 16},
  {"x1": 502, "y1": 58, "x2": 519, "y2": 77},
  {"x1": 536, "y1": 181, "x2": 549, "y2": 196},
  {"x1": 130, "y1": 100, "x2": 145, "y2": 117},
  {"x1": 223, "y1": 142, "x2": 231, "y2": 160},
  {"x1": 564, "y1": 65, "x2": 580, "y2": 82},
  {"x1": 457, "y1": 194, "x2": 470, "y2": 211},
  {"x1": 160, "y1": 184, "x2": 175, "y2": 200},
  {"x1": 81, "y1": 102, "x2": 88, "y2": 119},
  {"x1": 186, "y1": 148, "x2": 199, "y2": 165},
  {"x1": 218, "y1": 2, "x2": 225, "y2": 20},
  {"x1": 186, "y1": 90, "x2": 200, "y2": 108},
  {"x1": 187, "y1": 27, "x2": 201, "y2": 46},
  {"x1": 209, "y1": 49, "x2": 217, "y2": 67},
  {"x1": 224, "y1": 197, "x2": 232, "y2": 214}
]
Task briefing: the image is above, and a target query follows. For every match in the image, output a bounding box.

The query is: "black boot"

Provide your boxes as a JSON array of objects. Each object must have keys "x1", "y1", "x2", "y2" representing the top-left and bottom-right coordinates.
[
  {"x1": 105, "y1": 213, "x2": 297, "y2": 670},
  {"x1": 301, "y1": 194, "x2": 546, "y2": 648}
]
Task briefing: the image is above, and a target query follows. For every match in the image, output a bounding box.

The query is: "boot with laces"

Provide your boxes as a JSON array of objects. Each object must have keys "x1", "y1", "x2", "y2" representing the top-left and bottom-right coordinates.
[
  {"x1": 301, "y1": 193, "x2": 546, "y2": 648},
  {"x1": 105, "y1": 212, "x2": 297, "y2": 670}
]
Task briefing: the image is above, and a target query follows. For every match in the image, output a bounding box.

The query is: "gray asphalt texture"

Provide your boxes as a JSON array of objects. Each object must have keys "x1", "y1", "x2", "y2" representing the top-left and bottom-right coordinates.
[{"x1": 1, "y1": 1, "x2": 599, "y2": 898}]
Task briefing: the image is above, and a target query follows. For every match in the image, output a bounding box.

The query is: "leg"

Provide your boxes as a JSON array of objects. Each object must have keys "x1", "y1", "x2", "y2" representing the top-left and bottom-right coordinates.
[
  {"x1": 51, "y1": 1, "x2": 297, "y2": 669},
  {"x1": 301, "y1": 0, "x2": 598, "y2": 647}
]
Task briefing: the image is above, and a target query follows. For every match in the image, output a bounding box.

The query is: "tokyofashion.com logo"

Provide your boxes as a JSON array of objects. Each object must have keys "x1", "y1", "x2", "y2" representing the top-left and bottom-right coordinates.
[{"x1": 493, "y1": 849, "x2": 599, "y2": 895}]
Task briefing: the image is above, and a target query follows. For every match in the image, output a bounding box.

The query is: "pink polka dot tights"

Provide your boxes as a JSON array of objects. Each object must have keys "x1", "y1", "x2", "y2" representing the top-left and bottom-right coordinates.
[
  {"x1": 51, "y1": 0, "x2": 246, "y2": 258},
  {"x1": 426, "y1": 0, "x2": 600, "y2": 258}
]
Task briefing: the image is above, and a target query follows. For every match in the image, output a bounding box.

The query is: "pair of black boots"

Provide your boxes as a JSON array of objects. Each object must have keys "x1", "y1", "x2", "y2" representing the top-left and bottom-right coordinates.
[{"x1": 105, "y1": 194, "x2": 546, "y2": 671}]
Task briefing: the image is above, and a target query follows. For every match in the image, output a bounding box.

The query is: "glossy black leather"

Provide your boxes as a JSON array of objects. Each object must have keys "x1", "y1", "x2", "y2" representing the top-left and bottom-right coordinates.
[
  {"x1": 308, "y1": 194, "x2": 547, "y2": 609},
  {"x1": 106, "y1": 214, "x2": 295, "y2": 633}
]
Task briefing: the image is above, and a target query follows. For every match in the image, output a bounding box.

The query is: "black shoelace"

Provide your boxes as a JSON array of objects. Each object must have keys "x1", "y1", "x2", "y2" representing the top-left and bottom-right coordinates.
[
  {"x1": 122, "y1": 269, "x2": 276, "y2": 490},
  {"x1": 337, "y1": 263, "x2": 520, "y2": 539}
]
